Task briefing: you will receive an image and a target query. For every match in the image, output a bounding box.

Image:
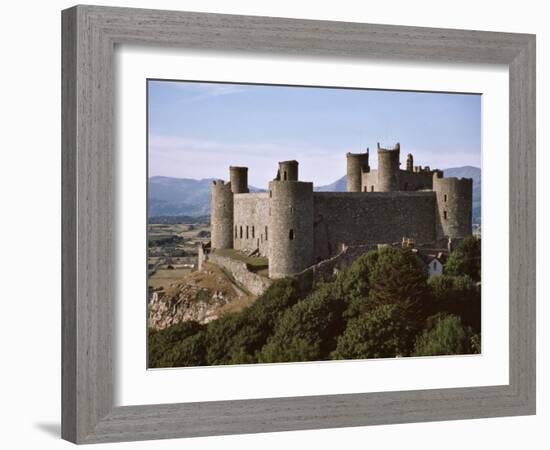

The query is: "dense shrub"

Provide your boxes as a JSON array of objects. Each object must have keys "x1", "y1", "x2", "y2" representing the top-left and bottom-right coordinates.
[
  {"x1": 148, "y1": 242, "x2": 482, "y2": 367},
  {"x1": 205, "y1": 277, "x2": 303, "y2": 365},
  {"x1": 156, "y1": 331, "x2": 207, "y2": 367},
  {"x1": 428, "y1": 274, "x2": 481, "y2": 332},
  {"x1": 445, "y1": 236, "x2": 481, "y2": 281},
  {"x1": 148, "y1": 321, "x2": 205, "y2": 368},
  {"x1": 332, "y1": 304, "x2": 416, "y2": 360},
  {"x1": 413, "y1": 314, "x2": 479, "y2": 356},
  {"x1": 258, "y1": 283, "x2": 347, "y2": 363}
]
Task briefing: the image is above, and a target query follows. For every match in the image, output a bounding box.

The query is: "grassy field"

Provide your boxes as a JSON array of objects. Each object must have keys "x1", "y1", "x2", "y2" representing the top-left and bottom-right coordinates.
[
  {"x1": 148, "y1": 268, "x2": 192, "y2": 289},
  {"x1": 215, "y1": 248, "x2": 268, "y2": 268}
]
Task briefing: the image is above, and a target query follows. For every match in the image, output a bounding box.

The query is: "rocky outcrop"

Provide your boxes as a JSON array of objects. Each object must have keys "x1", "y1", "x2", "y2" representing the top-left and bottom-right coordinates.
[{"x1": 148, "y1": 263, "x2": 254, "y2": 330}]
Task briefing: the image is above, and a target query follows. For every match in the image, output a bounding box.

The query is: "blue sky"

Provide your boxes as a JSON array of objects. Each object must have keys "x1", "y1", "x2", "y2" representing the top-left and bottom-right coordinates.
[{"x1": 148, "y1": 80, "x2": 481, "y2": 187}]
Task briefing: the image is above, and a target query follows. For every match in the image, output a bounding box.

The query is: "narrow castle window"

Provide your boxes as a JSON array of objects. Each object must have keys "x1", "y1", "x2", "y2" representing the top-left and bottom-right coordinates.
[
  {"x1": 265, "y1": 226, "x2": 268, "y2": 241},
  {"x1": 289, "y1": 229, "x2": 294, "y2": 240},
  {"x1": 290, "y1": 206, "x2": 294, "y2": 214},
  {"x1": 363, "y1": 186, "x2": 367, "y2": 192},
  {"x1": 269, "y1": 190, "x2": 272, "y2": 198},
  {"x1": 252, "y1": 226, "x2": 255, "y2": 238},
  {"x1": 240, "y1": 226, "x2": 243, "y2": 238},
  {"x1": 235, "y1": 226, "x2": 237, "y2": 238},
  {"x1": 443, "y1": 211, "x2": 448, "y2": 220},
  {"x1": 246, "y1": 226, "x2": 249, "y2": 239},
  {"x1": 284, "y1": 171, "x2": 288, "y2": 180},
  {"x1": 444, "y1": 194, "x2": 447, "y2": 202},
  {"x1": 371, "y1": 186, "x2": 374, "y2": 192}
]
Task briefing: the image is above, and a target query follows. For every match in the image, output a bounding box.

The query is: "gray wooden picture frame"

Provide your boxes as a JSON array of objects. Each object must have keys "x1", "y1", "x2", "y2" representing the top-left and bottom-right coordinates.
[{"x1": 61, "y1": 5, "x2": 536, "y2": 444}]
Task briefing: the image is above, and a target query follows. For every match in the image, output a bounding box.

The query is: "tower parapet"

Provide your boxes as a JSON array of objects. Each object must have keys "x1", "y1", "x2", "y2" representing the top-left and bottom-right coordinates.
[
  {"x1": 433, "y1": 171, "x2": 473, "y2": 240},
  {"x1": 210, "y1": 180, "x2": 234, "y2": 250},
  {"x1": 377, "y1": 142, "x2": 400, "y2": 192},
  {"x1": 278, "y1": 160, "x2": 299, "y2": 181},
  {"x1": 268, "y1": 180, "x2": 314, "y2": 278},
  {"x1": 229, "y1": 166, "x2": 249, "y2": 193},
  {"x1": 346, "y1": 149, "x2": 370, "y2": 192}
]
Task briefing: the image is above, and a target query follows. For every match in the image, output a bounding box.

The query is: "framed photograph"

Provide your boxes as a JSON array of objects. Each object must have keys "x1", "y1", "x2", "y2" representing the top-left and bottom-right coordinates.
[{"x1": 62, "y1": 5, "x2": 536, "y2": 444}]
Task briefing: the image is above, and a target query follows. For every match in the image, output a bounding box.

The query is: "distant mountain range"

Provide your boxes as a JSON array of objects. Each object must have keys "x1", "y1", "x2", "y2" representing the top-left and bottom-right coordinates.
[
  {"x1": 149, "y1": 166, "x2": 481, "y2": 224},
  {"x1": 148, "y1": 176, "x2": 264, "y2": 218}
]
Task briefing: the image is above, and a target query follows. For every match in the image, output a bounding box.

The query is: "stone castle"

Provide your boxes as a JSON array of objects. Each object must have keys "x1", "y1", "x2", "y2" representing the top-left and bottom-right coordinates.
[{"x1": 210, "y1": 143, "x2": 472, "y2": 279}]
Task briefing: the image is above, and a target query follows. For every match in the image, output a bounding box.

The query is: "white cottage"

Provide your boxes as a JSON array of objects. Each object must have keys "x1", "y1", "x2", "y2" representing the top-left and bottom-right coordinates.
[{"x1": 416, "y1": 251, "x2": 445, "y2": 278}]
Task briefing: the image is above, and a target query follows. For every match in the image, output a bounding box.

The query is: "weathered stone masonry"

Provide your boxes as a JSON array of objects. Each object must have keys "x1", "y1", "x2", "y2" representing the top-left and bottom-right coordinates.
[{"x1": 210, "y1": 143, "x2": 473, "y2": 279}]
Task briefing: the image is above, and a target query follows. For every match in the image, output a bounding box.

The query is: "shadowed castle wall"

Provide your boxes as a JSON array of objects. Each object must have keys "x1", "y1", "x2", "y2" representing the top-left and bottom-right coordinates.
[
  {"x1": 397, "y1": 170, "x2": 434, "y2": 191},
  {"x1": 312, "y1": 192, "x2": 437, "y2": 261},
  {"x1": 433, "y1": 172, "x2": 473, "y2": 240},
  {"x1": 268, "y1": 180, "x2": 314, "y2": 279},
  {"x1": 210, "y1": 180, "x2": 234, "y2": 250},
  {"x1": 233, "y1": 192, "x2": 269, "y2": 256}
]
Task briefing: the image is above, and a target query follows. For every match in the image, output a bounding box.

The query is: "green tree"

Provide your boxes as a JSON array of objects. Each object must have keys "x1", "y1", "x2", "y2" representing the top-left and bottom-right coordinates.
[
  {"x1": 332, "y1": 249, "x2": 377, "y2": 319},
  {"x1": 413, "y1": 314, "x2": 478, "y2": 356},
  {"x1": 445, "y1": 236, "x2": 481, "y2": 282},
  {"x1": 258, "y1": 283, "x2": 347, "y2": 363},
  {"x1": 332, "y1": 304, "x2": 416, "y2": 360},
  {"x1": 428, "y1": 274, "x2": 481, "y2": 332},
  {"x1": 367, "y1": 247, "x2": 432, "y2": 325}
]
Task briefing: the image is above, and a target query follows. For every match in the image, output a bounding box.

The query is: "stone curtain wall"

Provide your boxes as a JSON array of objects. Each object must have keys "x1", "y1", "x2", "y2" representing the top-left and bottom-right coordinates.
[
  {"x1": 398, "y1": 170, "x2": 434, "y2": 191},
  {"x1": 312, "y1": 192, "x2": 437, "y2": 261},
  {"x1": 362, "y1": 169, "x2": 434, "y2": 193},
  {"x1": 293, "y1": 244, "x2": 375, "y2": 290},
  {"x1": 233, "y1": 192, "x2": 270, "y2": 256},
  {"x1": 362, "y1": 170, "x2": 378, "y2": 192},
  {"x1": 208, "y1": 252, "x2": 273, "y2": 296}
]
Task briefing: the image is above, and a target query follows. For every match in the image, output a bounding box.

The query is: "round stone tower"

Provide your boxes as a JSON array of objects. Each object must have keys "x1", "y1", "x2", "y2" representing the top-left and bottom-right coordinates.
[
  {"x1": 210, "y1": 179, "x2": 234, "y2": 250},
  {"x1": 278, "y1": 160, "x2": 299, "y2": 181},
  {"x1": 229, "y1": 166, "x2": 249, "y2": 193},
  {"x1": 267, "y1": 180, "x2": 314, "y2": 279},
  {"x1": 377, "y1": 142, "x2": 401, "y2": 192},
  {"x1": 433, "y1": 171, "x2": 473, "y2": 240},
  {"x1": 406, "y1": 153, "x2": 414, "y2": 172},
  {"x1": 346, "y1": 149, "x2": 370, "y2": 192}
]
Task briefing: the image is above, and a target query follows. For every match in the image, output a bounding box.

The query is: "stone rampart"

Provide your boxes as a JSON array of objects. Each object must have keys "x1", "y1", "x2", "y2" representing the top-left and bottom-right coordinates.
[{"x1": 208, "y1": 252, "x2": 273, "y2": 296}]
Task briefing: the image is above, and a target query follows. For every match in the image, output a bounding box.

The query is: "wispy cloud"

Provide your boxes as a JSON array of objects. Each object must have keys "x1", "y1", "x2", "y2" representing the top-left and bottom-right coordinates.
[
  {"x1": 179, "y1": 84, "x2": 244, "y2": 104},
  {"x1": 148, "y1": 134, "x2": 480, "y2": 187},
  {"x1": 148, "y1": 134, "x2": 350, "y2": 187}
]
